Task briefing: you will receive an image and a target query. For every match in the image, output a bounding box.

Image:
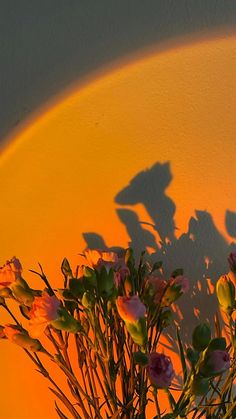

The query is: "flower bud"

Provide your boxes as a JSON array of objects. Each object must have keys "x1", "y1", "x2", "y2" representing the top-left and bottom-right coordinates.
[
  {"x1": 147, "y1": 353, "x2": 174, "y2": 388},
  {"x1": 192, "y1": 323, "x2": 211, "y2": 352},
  {"x1": 199, "y1": 349, "x2": 230, "y2": 377},
  {"x1": 10, "y1": 278, "x2": 34, "y2": 305},
  {"x1": 116, "y1": 295, "x2": 147, "y2": 347},
  {"x1": 216, "y1": 275, "x2": 235, "y2": 314},
  {"x1": 61, "y1": 258, "x2": 72, "y2": 278},
  {"x1": 3, "y1": 324, "x2": 42, "y2": 351}
]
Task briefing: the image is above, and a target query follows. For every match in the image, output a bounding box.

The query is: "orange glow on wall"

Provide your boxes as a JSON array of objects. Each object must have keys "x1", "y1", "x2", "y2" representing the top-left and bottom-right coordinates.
[{"x1": 1, "y1": 33, "x2": 236, "y2": 417}]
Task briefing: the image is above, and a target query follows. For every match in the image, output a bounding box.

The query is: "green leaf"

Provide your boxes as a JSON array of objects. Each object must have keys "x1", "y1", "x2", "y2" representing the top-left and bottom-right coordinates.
[{"x1": 176, "y1": 327, "x2": 187, "y2": 383}]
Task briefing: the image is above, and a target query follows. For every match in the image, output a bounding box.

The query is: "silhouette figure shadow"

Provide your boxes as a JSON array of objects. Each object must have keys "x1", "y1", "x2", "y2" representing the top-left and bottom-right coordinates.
[{"x1": 83, "y1": 161, "x2": 236, "y2": 355}]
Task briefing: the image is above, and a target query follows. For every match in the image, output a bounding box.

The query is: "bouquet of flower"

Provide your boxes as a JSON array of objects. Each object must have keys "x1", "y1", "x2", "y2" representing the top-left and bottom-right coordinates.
[{"x1": 0, "y1": 248, "x2": 235, "y2": 418}]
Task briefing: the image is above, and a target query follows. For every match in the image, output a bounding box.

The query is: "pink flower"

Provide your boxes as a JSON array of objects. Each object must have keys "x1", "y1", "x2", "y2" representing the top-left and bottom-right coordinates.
[
  {"x1": 146, "y1": 275, "x2": 167, "y2": 304},
  {"x1": 147, "y1": 352, "x2": 174, "y2": 388},
  {"x1": 200, "y1": 350, "x2": 230, "y2": 377},
  {"x1": 0, "y1": 257, "x2": 22, "y2": 289},
  {"x1": 116, "y1": 295, "x2": 146, "y2": 323},
  {"x1": 28, "y1": 293, "x2": 61, "y2": 338}
]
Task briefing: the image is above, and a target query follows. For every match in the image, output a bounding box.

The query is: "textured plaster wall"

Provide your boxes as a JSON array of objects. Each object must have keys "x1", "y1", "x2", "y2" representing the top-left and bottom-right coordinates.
[{"x1": 1, "y1": 0, "x2": 236, "y2": 144}]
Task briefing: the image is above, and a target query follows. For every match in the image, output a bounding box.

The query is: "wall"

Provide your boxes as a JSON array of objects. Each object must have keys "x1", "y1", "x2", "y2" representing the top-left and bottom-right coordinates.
[{"x1": 1, "y1": 2, "x2": 236, "y2": 418}]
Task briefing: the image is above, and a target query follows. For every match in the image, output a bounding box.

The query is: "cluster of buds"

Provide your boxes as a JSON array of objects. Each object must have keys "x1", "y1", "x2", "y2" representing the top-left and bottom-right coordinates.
[
  {"x1": 0, "y1": 258, "x2": 82, "y2": 349},
  {"x1": 188, "y1": 322, "x2": 231, "y2": 396},
  {"x1": 0, "y1": 249, "x2": 234, "y2": 419}
]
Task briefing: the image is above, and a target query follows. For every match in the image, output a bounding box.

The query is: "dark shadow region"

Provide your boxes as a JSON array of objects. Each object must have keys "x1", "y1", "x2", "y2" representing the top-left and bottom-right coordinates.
[{"x1": 83, "y1": 161, "x2": 236, "y2": 349}]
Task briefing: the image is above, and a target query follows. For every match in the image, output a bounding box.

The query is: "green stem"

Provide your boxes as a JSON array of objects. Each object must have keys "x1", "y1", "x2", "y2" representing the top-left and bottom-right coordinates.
[{"x1": 152, "y1": 387, "x2": 161, "y2": 419}]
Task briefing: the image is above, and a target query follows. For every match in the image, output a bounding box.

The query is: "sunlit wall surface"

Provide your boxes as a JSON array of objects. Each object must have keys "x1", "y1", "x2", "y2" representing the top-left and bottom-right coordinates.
[{"x1": 1, "y1": 34, "x2": 236, "y2": 417}]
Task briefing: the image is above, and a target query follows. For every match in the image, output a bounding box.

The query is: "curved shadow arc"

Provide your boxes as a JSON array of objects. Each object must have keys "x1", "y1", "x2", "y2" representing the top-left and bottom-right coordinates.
[{"x1": 2, "y1": 25, "x2": 236, "y2": 158}]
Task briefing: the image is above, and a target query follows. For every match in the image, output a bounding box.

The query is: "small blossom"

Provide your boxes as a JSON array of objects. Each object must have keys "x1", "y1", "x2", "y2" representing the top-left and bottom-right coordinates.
[
  {"x1": 200, "y1": 350, "x2": 230, "y2": 377},
  {"x1": 0, "y1": 257, "x2": 22, "y2": 289},
  {"x1": 147, "y1": 353, "x2": 174, "y2": 388},
  {"x1": 116, "y1": 295, "x2": 146, "y2": 323},
  {"x1": 28, "y1": 293, "x2": 61, "y2": 338}
]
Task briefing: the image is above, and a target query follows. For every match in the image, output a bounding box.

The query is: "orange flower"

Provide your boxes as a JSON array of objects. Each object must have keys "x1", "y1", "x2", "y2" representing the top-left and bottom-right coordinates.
[
  {"x1": 0, "y1": 257, "x2": 22, "y2": 289},
  {"x1": 28, "y1": 293, "x2": 61, "y2": 338}
]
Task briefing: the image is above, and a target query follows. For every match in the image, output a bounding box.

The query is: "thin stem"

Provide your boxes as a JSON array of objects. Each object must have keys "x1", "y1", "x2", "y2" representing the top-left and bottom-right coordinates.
[
  {"x1": 3, "y1": 304, "x2": 21, "y2": 325},
  {"x1": 152, "y1": 388, "x2": 161, "y2": 419}
]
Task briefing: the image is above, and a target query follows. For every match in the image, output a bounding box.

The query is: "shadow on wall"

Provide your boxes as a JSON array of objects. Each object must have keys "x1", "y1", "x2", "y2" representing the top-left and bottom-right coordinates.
[{"x1": 83, "y1": 161, "x2": 236, "y2": 348}]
